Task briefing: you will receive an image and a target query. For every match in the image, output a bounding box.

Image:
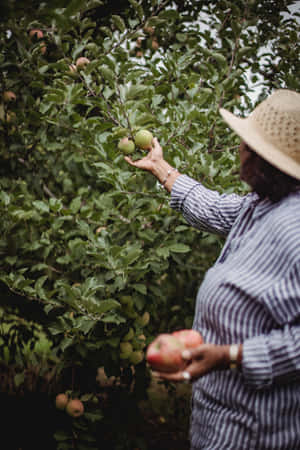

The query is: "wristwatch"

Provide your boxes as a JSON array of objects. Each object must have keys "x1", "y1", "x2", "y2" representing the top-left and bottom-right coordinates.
[{"x1": 229, "y1": 344, "x2": 239, "y2": 370}]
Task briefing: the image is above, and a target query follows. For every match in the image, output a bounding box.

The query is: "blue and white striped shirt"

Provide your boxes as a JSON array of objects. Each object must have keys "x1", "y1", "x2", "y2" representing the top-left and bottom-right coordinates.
[{"x1": 170, "y1": 175, "x2": 300, "y2": 450}]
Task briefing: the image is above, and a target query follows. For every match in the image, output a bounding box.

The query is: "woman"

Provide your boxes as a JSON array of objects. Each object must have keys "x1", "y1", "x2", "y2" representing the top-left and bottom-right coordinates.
[{"x1": 125, "y1": 89, "x2": 300, "y2": 449}]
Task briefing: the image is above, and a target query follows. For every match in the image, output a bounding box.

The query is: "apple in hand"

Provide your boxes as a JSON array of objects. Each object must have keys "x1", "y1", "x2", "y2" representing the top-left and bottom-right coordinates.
[
  {"x1": 134, "y1": 129, "x2": 153, "y2": 149},
  {"x1": 172, "y1": 329, "x2": 204, "y2": 349},
  {"x1": 118, "y1": 137, "x2": 135, "y2": 154},
  {"x1": 146, "y1": 333, "x2": 186, "y2": 373}
]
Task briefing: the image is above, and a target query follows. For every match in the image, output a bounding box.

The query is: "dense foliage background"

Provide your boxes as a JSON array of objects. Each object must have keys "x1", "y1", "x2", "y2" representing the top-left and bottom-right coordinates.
[{"x1": 0, "y1": 0, "x2": 299, "y2": 448}]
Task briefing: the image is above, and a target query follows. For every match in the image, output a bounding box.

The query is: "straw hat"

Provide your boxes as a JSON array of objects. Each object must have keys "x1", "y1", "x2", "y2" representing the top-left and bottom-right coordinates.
[{"x1": 220, "y1": 89, "x2": 300, "y2": 180}]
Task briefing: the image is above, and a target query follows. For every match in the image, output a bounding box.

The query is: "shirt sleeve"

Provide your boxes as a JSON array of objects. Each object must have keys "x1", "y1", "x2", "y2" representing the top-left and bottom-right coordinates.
[
  {"x1": 242, "y1": 260, "x2": 300, "y2": 389},
  {"x1": 170, "y1": 174, "x2": 245, "y2": 236}
]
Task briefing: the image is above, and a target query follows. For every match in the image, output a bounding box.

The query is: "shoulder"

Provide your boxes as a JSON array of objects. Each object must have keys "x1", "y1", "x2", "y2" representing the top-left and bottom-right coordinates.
[
  {"x1": 266, "y1": 190, "x2": 300, "y2": 259},
  {"x1": 275, "y1": 189, "x2": 300, "y2": 223}
]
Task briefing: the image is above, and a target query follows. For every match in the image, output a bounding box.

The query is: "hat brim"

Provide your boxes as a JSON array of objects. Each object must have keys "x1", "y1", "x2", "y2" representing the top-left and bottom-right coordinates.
[{"x1": 220, "y1": 108, "x2": 300, "y2": 181}]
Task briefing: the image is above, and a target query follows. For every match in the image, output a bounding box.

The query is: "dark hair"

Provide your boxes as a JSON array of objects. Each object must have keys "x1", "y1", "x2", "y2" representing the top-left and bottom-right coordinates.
[{"x1": 240, "y1": 144, "x2": 300, "y2": 202}]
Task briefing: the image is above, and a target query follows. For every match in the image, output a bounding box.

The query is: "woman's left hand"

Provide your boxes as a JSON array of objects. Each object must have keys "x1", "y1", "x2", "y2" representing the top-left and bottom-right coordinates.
[{"x1": 152, "y1": 343, "x2": 231, "y2": 383}]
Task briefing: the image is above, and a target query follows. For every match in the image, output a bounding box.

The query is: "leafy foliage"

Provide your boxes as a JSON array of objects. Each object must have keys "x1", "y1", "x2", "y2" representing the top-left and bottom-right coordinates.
[{"x1": 0, "y1": 0, "x2": 299, "y2": 447}]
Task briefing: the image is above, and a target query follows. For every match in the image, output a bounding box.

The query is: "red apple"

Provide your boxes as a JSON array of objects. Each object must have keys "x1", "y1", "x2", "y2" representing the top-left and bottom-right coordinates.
[
  {"x1": 172, "y1": 329, "x2": 204, "y2": 349},
  {"x1": 69, "y1": 64, "x2": 77, "y2": 73},
  {"x1": 76, "y1": 57, "x2": 90, "y2": 69},
  {"x1": 146, "y1": 333, "x2": 185, "y2": 373},
  {"x1": 29, "y1": 29, "x2": 44, "y2": 40},
  {"x1": 39, "y1": 42, "x2": 47, "y2": 55},
  {"x1": 55, "y1": 393, "x2": 69, "y2": 410},
  {"x1": 3, "y1": 91, "x2": 16, "y2": 102},
  {"x1": 66, "y1": 399, "x2": 84, "y2": 418}
]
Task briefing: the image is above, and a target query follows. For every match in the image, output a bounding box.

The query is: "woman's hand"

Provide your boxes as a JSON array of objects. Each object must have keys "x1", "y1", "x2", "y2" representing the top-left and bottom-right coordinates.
[
  {"x1": 124, "y1": 137, "x2": 181, "y2": 192},
  {"x1": 152, "y1": 344, "x2": 235, "y2": 383},
  {"x1": 124, "y1": 137, "x2": 163, "y2": 174}
]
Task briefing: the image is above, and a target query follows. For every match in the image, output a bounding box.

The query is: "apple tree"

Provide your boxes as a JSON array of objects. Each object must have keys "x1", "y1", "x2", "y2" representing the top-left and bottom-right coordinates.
[{"x1": 0, "y1": 0, "x2": 299, "y2": 447}]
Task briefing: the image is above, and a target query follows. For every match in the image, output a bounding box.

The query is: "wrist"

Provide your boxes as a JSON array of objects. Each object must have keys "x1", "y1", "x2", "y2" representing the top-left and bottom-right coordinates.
[
  {"x1": 151, "y1": 160, "x2": 181, "y2": 192},
  {"x1": 217, "y1": 344, "x2": 243, "y2": 370},
  {"x1": 150, "y1": 159, "x2": 172, "y2": 179}
]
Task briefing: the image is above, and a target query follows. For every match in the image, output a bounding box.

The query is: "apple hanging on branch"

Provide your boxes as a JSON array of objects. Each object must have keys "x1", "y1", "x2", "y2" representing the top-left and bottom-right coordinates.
[
  {"x1": 118, "y1": 137, "x2": 135, "y2": 155},
  {"x1": 134, "y1": 129, "x2": 153, "y2": 149},
  {"x1": 76, "y1": 57, "x2": 90, "y2": 70},
  {"x1": 66, "y1": 398, "x2": 85, "y2": 418},
  {"x1": 55, "y1": 393, "x2": 69, "y2": 410},
  {"x1": 3, "y1": 91, "x2": 16, "y2": 102},
  {"x1": 29, "y1": 29, "x2": 44, "y2": 40}
]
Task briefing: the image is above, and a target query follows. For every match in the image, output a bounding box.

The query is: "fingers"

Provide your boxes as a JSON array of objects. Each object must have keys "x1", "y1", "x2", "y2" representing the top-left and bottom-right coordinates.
[
  {"x1": 124, "y1": 156, "x2": 137, "y2": 167},
  {"x1": 182, "y1": 343, "x2": 212, "y2": 361},
  {"x1": 152, "y1": 370, "x2": 192, "y2": 383}
]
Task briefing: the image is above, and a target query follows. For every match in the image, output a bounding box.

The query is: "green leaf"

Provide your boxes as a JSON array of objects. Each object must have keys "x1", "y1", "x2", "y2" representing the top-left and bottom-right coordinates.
[
  {"x1": 111, "y1": 15, "x2": 126, "y2": 32},
  {"x1": 96, "y1": 299, "x2": 121, "y2": 314},
  {"x1": 65, "y1": 0, "x2": 83, "y2": 16},
  {"x1": 128, "y1": 0, "x2": 144, "y2": 20},
  {"x1": 133, "y1": 284, "x2": 147, "y2": 295},
  {"x1": 211, "y1": 52, "x2": 227, "y2": 66},
  {"x1": 99, "y1": 66, "x2": 115, "y2": 82},
  {"x1": 32, "y1": 200, "x2": 49, "y2": 214},
  {"x1": 14, "y1": 372, "x2": 25, "y2": 388},
  {"x1": 70, "y1": 197, "x2": 82, "y2": 214},
  {"x1": 0, "y1": 191, "x2": 10, "y2": 206},
  {"x1": 168, "y1": 243, "x2": 190, "y2": 253},
  {"x1": 156, "y1": 247, "x2": 170, "y2": 259}
]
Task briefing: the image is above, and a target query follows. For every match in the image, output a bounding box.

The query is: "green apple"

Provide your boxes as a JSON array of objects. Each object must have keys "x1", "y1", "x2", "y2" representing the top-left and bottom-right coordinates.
[
  {"x1": 120, "y1": 341, "x2": 133, "y2": 359},
  {"x1": 129, "y1": 350, "x2": 144, "y2": 365},
  {"x1": 132, "y1": 334, "x2": 146, "y2": 350},
  {"x1": 118, "y1": 137, "x2": 135, "y2": 154},
  {"x1": 134, "y1": 130, "x2": 153, "y2": 149},
  {"x1": 137, "y1": 311, "x2": 150, "y2": 327},
  {"x1": 123, "y1": 327, "x2": 135, "y2": 341}
]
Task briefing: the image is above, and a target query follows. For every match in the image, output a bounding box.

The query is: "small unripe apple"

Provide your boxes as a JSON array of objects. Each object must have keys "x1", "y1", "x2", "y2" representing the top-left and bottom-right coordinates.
[
  {"x1": 151, "y1": 38, "x2": 159, "y2": 50},
  {"x1": 118, "y1": 137, "x2": 135, "y2": 155},
  {"x1": 134, "y1": 130, "x2": 153, "y2": 149},
  {"x1": 143, "y1": 26, "x2": 155, "y2": 35},
  {"x1": 120, "y1": 295, "x2": 133, "y2": 307},
  {"x1": 69, "y1": 64, "x2": 77, "y2": 73},
  {"x1": 129, "y1": 350, "x2": 144, "y2": 365},
  {"x1": 3, "y1": 91, "x2": 16, "y2": 102},
  {"x1": 55, "y1": 393, "x2": 69, "y2": 410},
  {"x1": 66, "y1": 399, "x2": 84, "y2": 418},
  {"x1": 29, "y1": 29, "x2": 44, "y2": 40},
  {"x1": 40, "y1": 42, "x2": 47, "y2": 55},
  {"x1": 133, "y1": 334, "x2": 146, "y2": 350},
  {"x1": 6, "y1": 111, "x2": 16, "y2": 123},
  {"x1": 120, "y1": 341, "x2": 133, "y2": 359},
  {"x1": 137, "y1": 311, "x2": 150, "y2": 327},
  {"x1": 76, "y1": 57, "x2": 90, "y2": 69},
  {"x1": 123, "y1": 327, "x2": 135, "y2": 341}
]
